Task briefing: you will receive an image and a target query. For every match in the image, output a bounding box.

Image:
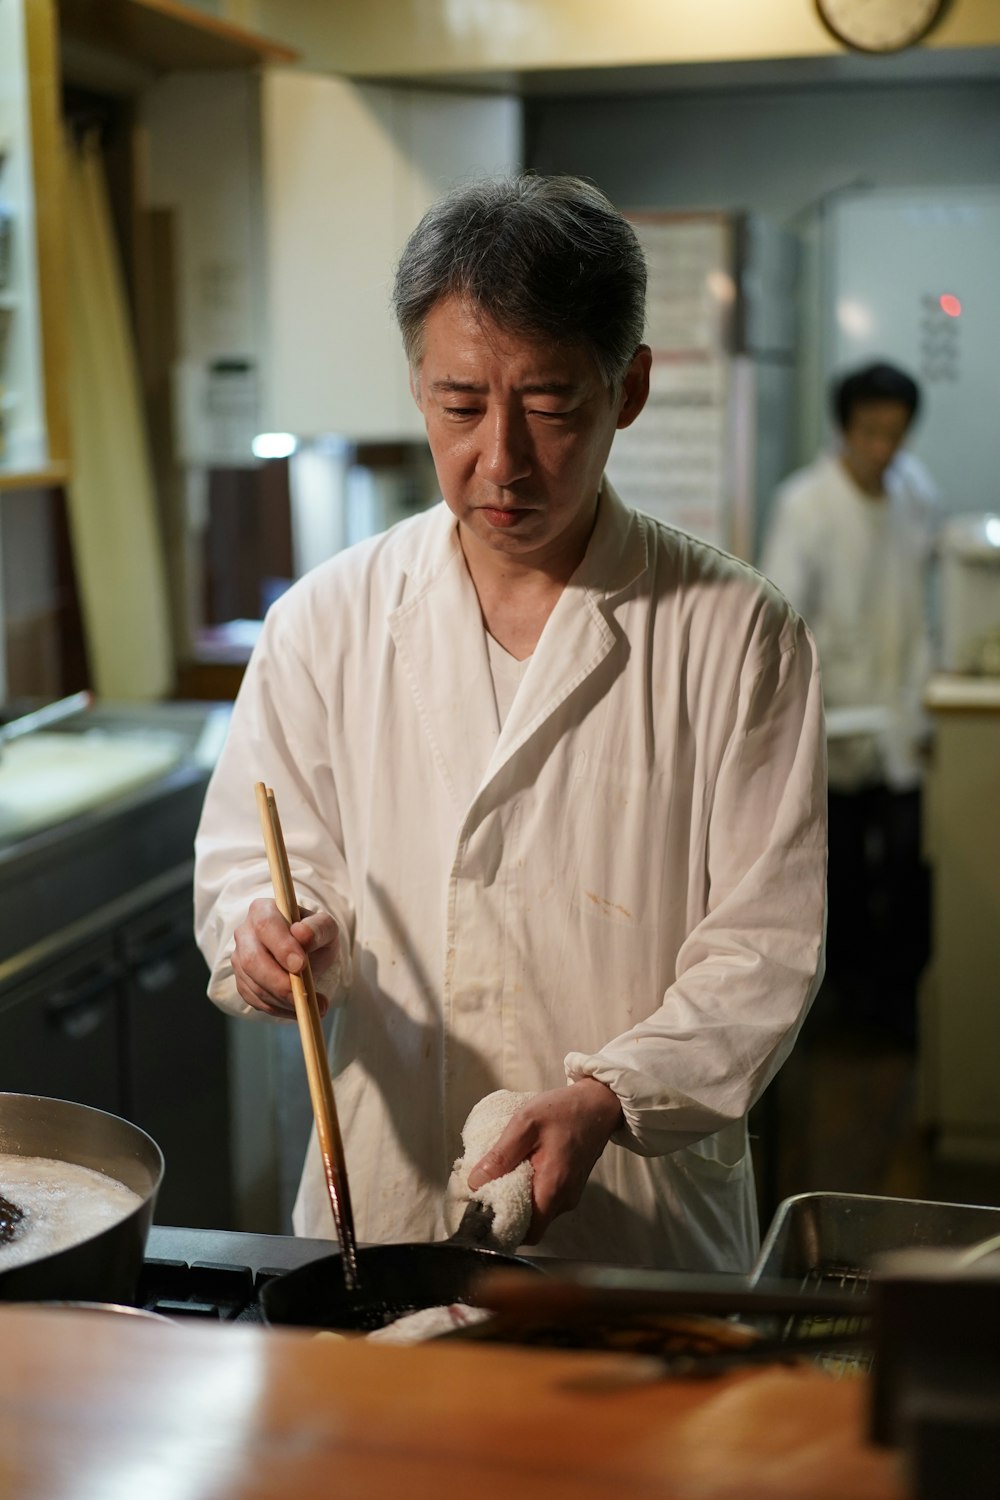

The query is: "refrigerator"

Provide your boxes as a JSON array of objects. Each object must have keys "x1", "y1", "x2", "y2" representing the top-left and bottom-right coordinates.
[
  {"x1": 819, "y1": 186, "x2": 1000, "y2": 522},
  {"x1": 819, "y1": 188, "x2": 1000, "y2": 1162},
  {"x1": 604, "y1": 210, "x2": 799, "y2": 564}
]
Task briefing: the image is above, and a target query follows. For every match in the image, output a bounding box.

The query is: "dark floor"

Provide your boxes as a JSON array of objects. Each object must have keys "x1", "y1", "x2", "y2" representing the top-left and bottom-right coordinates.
[{"x1": 752, "y1": 980, "x2": 1000, "y2": 1232}]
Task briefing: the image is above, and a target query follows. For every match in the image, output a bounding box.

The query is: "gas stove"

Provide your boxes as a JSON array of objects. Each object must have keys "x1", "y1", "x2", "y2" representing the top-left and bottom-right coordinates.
[
  {"x1": 141, "y1": 1225, "x2": 339, "y2": 1323},
  {"x1": 140, "y1": 1226, "x2": 604, "y2": 1325}
]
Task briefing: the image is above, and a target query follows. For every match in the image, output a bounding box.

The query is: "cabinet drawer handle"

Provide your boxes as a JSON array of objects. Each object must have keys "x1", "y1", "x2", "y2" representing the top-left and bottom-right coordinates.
[
  {"x1": 136, "y1": 957, "x2": 178, "y2": 993},
  {"x1": 128, "y1": 922, "x2": 188, "y2": 971},
  {"x1": 46, "y1": 966, "x2": 121, "y2": 1040}
]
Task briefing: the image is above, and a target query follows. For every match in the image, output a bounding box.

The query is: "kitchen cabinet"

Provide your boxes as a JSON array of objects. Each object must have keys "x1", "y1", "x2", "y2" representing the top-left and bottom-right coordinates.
[
  {"x1": 0, "y1": 702, "x2": 243, "y2": 1229},
  {"x1": 920, "y1": 676, "x2": 1000, "y2": 1160},
  {"x1": 120, "y1": 886, "x2": 234, "y2": 1229},
  {"x1": 0, "y1": 932, "x2": 123, "y2": 1113},
  {"x1": 0, "y1": 870, "x2": 235, "y2": 1229}
]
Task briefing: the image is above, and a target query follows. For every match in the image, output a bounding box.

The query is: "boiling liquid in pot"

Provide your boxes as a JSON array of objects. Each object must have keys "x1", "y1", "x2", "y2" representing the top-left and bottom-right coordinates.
[{"x1": 0, "y1": 1155, "x2": 142, "y2": 1271}]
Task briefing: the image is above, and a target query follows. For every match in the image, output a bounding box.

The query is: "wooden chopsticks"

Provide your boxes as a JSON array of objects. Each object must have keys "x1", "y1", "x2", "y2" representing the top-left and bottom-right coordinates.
[{"x1": 254, "y1": 782, "x2": 359, "y2": 1290}]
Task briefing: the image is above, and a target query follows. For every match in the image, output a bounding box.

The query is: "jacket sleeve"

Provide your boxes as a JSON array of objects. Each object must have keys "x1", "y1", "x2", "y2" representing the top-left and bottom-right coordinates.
[
  {"x1": 565, "y1": 610, "x2": 827, "y2": 1156},
  {"x1": 194, "y1": 593, "x2": 355, "y2": 1018}
]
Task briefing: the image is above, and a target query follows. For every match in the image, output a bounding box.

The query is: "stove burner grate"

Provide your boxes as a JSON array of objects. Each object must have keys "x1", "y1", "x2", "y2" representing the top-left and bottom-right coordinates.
[{"x1": 138, "y1": 1257, "x2": 286, "y2": 1324}]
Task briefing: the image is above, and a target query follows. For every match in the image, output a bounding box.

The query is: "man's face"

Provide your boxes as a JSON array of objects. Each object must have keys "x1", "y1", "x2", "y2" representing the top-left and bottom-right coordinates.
[
  {"x1": 841, "y1": 399, "x2": 913, "y2": 494},
  {"x1": 410, "y1": 295, "x2": 650, "y2": 572}
]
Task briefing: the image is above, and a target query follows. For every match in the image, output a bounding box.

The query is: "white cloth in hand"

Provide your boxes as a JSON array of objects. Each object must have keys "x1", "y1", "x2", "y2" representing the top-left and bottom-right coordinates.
[{"x1": 444, "y1": 1089, "x2": 534, "y2": 1251}]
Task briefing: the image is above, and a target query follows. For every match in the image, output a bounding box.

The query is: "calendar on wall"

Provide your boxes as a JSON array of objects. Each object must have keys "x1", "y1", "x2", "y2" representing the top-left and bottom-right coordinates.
[{"x1": 606, "y1": 209, "x2": 799, "y2": 562}]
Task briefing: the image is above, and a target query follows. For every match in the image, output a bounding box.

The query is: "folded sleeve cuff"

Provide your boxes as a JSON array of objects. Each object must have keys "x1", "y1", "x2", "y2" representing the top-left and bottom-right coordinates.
[
  {"x1": 564, "y1": 1050, "x2": 728, "y2": 1159},
  {"x1": 565, "y1": 1051, "x2": 655, "y2": 1156}
]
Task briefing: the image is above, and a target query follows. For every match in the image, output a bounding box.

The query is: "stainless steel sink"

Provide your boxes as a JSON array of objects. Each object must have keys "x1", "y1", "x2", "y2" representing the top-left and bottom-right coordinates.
[
  {"x1": 0, "y1": 695, "x2": 230, "y2": 766},
  {"x1": 0, "y1": 698, "x2": 230, "y2": 972}
]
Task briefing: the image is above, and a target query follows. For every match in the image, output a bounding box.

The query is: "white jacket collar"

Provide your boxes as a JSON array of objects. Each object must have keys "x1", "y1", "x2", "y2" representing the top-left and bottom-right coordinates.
[{"x1": 387, "y1": 480, "x2": 649, "y2": 816}]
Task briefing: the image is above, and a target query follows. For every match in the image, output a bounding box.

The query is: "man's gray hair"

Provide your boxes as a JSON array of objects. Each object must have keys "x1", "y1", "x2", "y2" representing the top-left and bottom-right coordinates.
[{"x1": 392, "y1": 174, "x2": 647, "y2": 393}]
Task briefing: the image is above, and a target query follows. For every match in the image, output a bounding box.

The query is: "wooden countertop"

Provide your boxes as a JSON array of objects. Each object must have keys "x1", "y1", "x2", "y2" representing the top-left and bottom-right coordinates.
[{"x1": 0, "y1": 1306, "x2": 906, "y2": 1500}]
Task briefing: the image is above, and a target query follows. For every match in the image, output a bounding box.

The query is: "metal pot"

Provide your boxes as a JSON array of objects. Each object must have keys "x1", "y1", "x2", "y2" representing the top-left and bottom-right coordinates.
[
  {"x1": 262, "y1": 1241, "x2": 541, "y2": 1334},
  {"x1": 11, "y1": 1301, "x2": 172, "y2": 1323},
  {"x1": 0, "y1": 1093, "x2": 163, "y2": 1305}
]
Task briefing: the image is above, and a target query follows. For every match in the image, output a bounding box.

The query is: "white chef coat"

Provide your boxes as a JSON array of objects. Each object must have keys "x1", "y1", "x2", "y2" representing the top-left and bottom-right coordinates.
[
  {"x1": 195, "y1": 482, "x2": 827, "y2": 1273},
  {"x1": 762, "y1": 451, "x2": 937, "y2": 792}
]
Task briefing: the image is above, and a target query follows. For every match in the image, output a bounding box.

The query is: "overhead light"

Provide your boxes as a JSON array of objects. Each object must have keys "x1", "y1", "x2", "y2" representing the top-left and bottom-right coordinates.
[
  {"x1": 706, "y1": 270, "x2": 736, "y2": 305},
  {"x1": 836, "y1": 298, "x2": 873, "y2": 338},
  {"x1": 252, "y1": 432, "x2": 297, "y2": 460}
]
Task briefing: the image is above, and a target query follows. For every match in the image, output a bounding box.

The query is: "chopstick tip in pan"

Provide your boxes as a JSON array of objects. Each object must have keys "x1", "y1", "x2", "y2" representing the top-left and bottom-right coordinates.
[{"x1": 253, "y1": 781, "x2": 360, "y2": 1291}]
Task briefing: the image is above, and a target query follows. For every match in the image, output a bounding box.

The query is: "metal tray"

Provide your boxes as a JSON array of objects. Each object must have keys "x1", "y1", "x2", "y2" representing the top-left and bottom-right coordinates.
[
  {"x1": 753, "y1": 1192, "x2": 1000, "y2": 1289},
  {"x1": 752, "y1": 1192, "x2": 1000, "y2": 1374}
]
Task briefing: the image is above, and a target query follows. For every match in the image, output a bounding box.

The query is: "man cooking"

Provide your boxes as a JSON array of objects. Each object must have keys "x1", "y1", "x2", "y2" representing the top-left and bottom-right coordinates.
[{"x1": 194, "y1": 174, "x2": 826, "y2": 1274}]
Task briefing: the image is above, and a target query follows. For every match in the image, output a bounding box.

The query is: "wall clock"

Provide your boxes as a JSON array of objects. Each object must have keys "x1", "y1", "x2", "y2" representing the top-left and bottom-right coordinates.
[{"x1": 816, "y1": 0, "x2": 949, "y2": 54}]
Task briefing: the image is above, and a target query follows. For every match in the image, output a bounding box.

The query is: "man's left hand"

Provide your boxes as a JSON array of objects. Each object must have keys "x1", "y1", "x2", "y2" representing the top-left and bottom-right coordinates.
[{"x1": 466, "y1": 1079, "x2": 624, "y2": 1243}]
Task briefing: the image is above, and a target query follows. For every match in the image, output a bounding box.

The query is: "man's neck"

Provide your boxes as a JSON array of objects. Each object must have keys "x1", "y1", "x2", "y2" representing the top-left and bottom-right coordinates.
[
  {"x1": 839, "y1": 452, "x2": 886, "y2": 499},
  {"x1": 460, "y1": 546, "x2": 567, "y2": 662},
  {"x1": 458, "y1": 507, "x2": 597, "y2": 662}
]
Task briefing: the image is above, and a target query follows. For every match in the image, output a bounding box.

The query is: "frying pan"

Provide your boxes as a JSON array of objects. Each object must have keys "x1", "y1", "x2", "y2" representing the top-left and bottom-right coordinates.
[
  {"x1": 261, "y1": 1201, "x2": 543, "y2": 1333},
  {"x1": 0, "y1": 1093, "x2": 163, "y2": 1306}
]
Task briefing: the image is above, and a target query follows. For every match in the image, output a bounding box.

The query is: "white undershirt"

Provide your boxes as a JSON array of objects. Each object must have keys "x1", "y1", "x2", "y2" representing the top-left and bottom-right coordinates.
[{"x1": 485, "y1": 632, "x2": 531, "y2": 729}]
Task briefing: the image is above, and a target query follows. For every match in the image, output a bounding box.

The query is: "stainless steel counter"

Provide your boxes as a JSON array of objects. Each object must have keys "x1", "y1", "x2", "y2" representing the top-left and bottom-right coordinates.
[{"x1": 0, "y1": 700, "x2": 228, "y2": 977}]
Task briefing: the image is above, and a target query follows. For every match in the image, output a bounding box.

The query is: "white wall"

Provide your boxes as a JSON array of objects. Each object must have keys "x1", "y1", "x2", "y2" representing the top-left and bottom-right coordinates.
[
  {"x1": 528, "y1": 80, "x2": 1000, "y2": 468},
  {"x1": 262, "y1": 73, "x2": 521, "y2": 440},
  {"x1": 139, "y1": 71, "x2": 268, "y2": 465}
]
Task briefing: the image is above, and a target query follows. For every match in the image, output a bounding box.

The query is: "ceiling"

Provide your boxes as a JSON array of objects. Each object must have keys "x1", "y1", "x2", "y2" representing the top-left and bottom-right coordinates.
[{"x1": 356, "y1": 45, "x2": 1000, "y2": 101}]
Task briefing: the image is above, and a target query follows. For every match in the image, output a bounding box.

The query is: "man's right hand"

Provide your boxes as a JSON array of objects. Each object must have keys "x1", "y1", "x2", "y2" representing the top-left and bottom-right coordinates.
[{"x1": 231, "y1": 899, "x2": 339, "y2": 1018}]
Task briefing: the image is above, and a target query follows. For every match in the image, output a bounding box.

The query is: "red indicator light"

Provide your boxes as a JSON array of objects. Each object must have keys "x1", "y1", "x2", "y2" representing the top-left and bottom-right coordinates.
[{"x1": 939, "y1": 294, "x2": 962, "y2": 318}]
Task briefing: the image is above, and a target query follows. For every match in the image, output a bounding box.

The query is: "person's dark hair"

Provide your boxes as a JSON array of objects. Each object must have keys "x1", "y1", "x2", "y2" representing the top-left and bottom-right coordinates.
[
  {"x1": 832, "y1": 361, "x2": 921, "y2": 431},
  {"x1": 392, "y1": 174, "x2": 647, "y2": 393}
]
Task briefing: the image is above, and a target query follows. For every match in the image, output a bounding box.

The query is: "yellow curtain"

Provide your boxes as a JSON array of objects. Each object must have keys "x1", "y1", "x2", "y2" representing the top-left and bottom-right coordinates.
[{"x1": 64, "y1": 132, "x2": 173, "y2": 699}]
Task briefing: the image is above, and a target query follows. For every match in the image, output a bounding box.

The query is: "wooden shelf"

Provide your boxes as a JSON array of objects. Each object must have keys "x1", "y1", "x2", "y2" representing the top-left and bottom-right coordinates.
[
  {"x1": 58, "y1": 0, "x2": 298, "y2": 73},
  {"x1": 0, "y1": 460, "x2": 70, "y2": 491}
]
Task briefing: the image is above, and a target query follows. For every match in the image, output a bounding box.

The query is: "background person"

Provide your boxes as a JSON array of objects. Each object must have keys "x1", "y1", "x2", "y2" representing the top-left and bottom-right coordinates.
[
  {"x1": 762, "y1": 361, "x2": 938, "y2": 1040},
  {"x1": 195, "y1": 174, "x2": 826, "y2": 1273}
]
